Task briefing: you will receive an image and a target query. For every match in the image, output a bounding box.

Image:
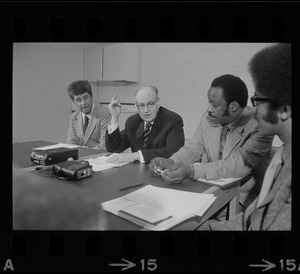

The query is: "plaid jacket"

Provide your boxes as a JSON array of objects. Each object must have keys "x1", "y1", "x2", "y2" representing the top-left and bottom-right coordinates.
[{"x1": 67, "y1": 102, "x2": 111, "y2": 150}]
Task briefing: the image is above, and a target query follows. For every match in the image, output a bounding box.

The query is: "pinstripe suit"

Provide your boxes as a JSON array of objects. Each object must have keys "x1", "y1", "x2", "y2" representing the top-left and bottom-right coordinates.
[
  {"x1": 199, "y1": 145, "x2": 291, "y2": 230},
  {"x1": 67, "y1": 102, "x2": 111, "y2": 150},
  {"x1": 171, "y1": 106, "x2": 273, "y2": 206}
]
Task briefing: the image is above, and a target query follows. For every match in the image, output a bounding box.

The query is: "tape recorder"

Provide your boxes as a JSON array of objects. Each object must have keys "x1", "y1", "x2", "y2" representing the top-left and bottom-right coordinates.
[
  {"x1": 30, "y1": 147, "x2": 78, "y2": 165},
  {"x1": 52, "y1": 160, "x2": 93, "y2": 180}
]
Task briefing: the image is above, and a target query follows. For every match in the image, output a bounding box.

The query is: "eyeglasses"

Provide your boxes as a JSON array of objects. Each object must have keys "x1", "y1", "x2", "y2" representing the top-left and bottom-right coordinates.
[
  {"x1": 250, "y1": 95, "x2": 272, "y2": 107},
  {"x1": 136, "y1": 98, "x2": 158, "y2": 110}
]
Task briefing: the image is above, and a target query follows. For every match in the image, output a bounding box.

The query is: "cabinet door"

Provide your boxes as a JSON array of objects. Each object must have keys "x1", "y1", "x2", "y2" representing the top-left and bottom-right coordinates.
[
  {"x1": 84, "y1": 46, "x2": 103, "y2": 81},
  {"x1": 103, "y1": 44, "x2": 139, "y2": 82}
]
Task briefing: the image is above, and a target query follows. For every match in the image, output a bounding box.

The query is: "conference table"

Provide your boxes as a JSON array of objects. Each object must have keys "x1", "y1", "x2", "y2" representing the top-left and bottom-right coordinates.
[{"x1": 13, "y1": 140, "x2": 246, "y2": 230}]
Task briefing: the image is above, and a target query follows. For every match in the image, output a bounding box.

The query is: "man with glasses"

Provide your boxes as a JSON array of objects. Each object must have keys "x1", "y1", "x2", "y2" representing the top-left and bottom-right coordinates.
[
  {"x1": 198, "y1": 43, "x2": 291, "y2": 230},
  {"x1": 105, "y1": 85, "x2": 185, "y2": 163},
  {"x1": 149, "y1": 74, "x2": 273, "y2": 214}
]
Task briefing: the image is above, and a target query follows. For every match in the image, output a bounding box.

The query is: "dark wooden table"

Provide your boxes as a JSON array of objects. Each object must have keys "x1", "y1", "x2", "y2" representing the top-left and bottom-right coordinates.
[{"x1": 13, "y1": 140, "x2": 242, "y2": 230}]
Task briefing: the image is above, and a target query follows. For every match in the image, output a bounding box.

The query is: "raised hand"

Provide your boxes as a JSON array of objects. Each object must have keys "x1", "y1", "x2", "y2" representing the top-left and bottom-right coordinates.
[{"x1": 108, "y1": 94, "x2": 122, "y2": 123}]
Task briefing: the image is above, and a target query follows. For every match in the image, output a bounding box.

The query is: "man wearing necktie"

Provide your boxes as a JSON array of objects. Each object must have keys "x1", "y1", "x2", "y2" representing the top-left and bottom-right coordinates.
[
  {"x1": 66, "y1": 80, "x2": 111, "y2": 150},
  {"x1": 198, "y1": 43, "x2": 291, "y2": 230},
  {"x1": 105, "y1": 86, "x2": 185, "y2": 164}
]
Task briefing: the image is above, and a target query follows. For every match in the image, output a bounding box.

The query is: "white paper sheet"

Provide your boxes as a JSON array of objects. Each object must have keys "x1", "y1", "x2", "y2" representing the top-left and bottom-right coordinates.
[
  {"x1": 101, "y1": 185, "x2": 216, "y2": 230},
  {"x1": 85, "y1": 154, "x2": 130, "y2": 172},
  {"x1": 33, "y1": 143, "x2": 79, "y2": 150},
  {"x1": 197, "y1": 177, "x2": 242, "y2": 187}
]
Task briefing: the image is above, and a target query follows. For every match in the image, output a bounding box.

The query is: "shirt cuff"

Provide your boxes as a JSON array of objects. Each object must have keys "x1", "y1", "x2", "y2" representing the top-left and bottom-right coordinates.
[
  {"x1": 138, "y1": 150, "x2": 145, "y2": 163},
  {"x1": 192, "y1": 163, "x2": 206, "y2": 179},
  {"x1": 108, "y1": 122, "x2": 119, "y2": 134},
  {"x1": 190, "y1": 164, "x2": 195, "y2": 179}
]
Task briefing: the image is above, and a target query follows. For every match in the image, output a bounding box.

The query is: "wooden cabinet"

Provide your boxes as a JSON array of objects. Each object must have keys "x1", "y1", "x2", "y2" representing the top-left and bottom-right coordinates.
[{"x1": 84, "y1": 43, "x2": 139, "y2": 83}]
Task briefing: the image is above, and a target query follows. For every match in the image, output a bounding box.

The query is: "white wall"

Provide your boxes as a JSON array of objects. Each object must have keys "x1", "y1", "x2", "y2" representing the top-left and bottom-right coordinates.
[{"x1": 13, "y1": 43, "x2": 85, "y2": 143}]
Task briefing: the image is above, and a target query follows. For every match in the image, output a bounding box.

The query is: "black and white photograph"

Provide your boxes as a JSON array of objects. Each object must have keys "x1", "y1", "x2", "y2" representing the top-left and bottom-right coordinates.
[{"x1": 12, "y1": 42, "x2": 291, "y2": 231}]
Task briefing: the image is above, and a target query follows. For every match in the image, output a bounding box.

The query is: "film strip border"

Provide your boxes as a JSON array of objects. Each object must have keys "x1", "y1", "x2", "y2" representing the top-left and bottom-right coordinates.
[
  {"x1": 4, "y1": 1, "x2": 300, "y2": 273},
  {"x1": 5, "y1": 232, "x2": 298, "y2": 272},
  {"x1": 3, "y1": 2, "x2": 298, "y2": 41}
]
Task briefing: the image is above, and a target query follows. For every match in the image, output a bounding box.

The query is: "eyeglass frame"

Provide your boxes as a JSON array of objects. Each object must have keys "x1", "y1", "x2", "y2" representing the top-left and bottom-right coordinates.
[
  {"x1": 250, "y1": 95, "x2": 273, "y2": 107},
  {"x1": 135, "y1": 98, "x2": 159, "y2": 110}
]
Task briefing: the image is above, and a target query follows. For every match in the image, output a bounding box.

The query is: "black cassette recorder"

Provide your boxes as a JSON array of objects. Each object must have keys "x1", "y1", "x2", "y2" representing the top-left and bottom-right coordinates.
[
  {"x1": 30, "y1": 147, "x2": 78, "y2": 165},
  {"x1": 52, "y1": 160, "x2": 93, "y2": 180}
]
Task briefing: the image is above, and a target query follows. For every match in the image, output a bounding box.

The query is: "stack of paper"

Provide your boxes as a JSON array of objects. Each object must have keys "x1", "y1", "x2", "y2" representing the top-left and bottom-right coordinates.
[
  {"x1": 101, "y1": 185, "x2": 216, "y2": 230},
  {"x1": 85, "y1": 154, "x2": 130, "y2": 172},
  {"x1": 197, "y1": 173, "x2": 251, "y2": 188}
]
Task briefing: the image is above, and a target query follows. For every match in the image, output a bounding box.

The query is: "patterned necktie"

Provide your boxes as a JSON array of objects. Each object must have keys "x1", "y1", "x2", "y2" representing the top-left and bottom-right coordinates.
[
  {"x1": 219, "y1": 125, "x2": 230, "y2": 159},
  {"x1": 83, "y1": 115, "x2": 89, "y2": 134},
  {"x1": 256, "y1": 146, "x2": 283, "y2": 207},
  {"x1": 143, "y1": 122, "x2": 151, "y2": 148}
]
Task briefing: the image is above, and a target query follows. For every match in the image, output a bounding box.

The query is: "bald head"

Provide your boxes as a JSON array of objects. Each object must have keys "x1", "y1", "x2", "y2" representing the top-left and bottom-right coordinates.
[
  {"x1": 134, "y1": 86, "x2": 160, "y2": 123},
  {"x1": 135, "y1": 85, "x2": 158, "y2": 98}
]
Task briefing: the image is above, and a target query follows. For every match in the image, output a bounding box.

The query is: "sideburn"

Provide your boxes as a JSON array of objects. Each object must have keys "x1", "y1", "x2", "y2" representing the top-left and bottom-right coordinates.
[{"x1": 263, "y1": 107, "x2": 279, "y2": 124}]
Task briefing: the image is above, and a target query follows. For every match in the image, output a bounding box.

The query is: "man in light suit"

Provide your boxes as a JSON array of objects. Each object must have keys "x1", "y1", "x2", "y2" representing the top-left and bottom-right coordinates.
[
  {"x1": 66, "y1": 80, "x2": 111, "y2": 150},
  {"x1": 198, "y1": 43, "x2": 291, "y2": 230},
  {"x1": 149, "y1": 74, "x2": 273, "y2": 211},
  {"x1": 105, "y1": 85, "x2": 185, "y2": 164}
]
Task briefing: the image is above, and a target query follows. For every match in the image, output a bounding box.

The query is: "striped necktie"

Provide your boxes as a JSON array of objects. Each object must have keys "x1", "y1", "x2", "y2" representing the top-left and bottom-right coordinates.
[
  {"x1": 83, "y1": 115, "x2": 89, "y2": 134},
  {"x1": 143, "y1": 122, "x2": 151, "y2": 148},
  {"x1": 219, "y1": 125, "x2": 230, "y2": 159}
]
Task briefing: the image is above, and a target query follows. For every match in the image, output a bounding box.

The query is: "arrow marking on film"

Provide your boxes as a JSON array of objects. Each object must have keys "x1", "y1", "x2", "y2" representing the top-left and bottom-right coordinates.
[
  {"x1": 249, "y1": 259, "x2": 276, "y2": 272},
  {"x1": 109, "y1": 258, "x2": 136, "y2": 271}
]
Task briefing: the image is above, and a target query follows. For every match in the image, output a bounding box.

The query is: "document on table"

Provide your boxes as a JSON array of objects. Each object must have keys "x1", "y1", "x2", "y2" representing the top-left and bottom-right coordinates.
[
  {"x1": 33, "y1": 143, "x2": 79, "y2": 150},
  {"x1": 101, "y1": 185, "x2": 216, "y2": 230},
  {"x1": 84, "y1": 153, "x2": 130, "y2": 172},
  {"x1": 197, "y1": 173, "x2": 251, "y2": 188}
]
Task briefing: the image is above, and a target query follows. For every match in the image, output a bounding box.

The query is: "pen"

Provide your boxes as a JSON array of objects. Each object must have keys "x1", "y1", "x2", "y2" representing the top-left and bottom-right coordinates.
[{"x1": 119, "y1": 182, "x2": 145, "y2": 191}]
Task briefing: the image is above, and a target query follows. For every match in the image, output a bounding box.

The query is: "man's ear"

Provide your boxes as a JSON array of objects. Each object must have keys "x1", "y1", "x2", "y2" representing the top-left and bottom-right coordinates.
[
  {"x1": 279, "y1": 105, "x2": 292, "y2": 121},
  {"x1": 230, "y1": 101, "x2": 239, "y2": 112}
]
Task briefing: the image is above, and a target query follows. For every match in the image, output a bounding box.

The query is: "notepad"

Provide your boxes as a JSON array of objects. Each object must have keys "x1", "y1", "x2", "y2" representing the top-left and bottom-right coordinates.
[
  {"x1": 119, "y1": 202, "x2": 173, "y2": 225},
  {"x1": 197, "y1": 173, "x2": 251, "y2": 189},
  {"x1": 101, "y1": 185, "x2": 216, "y2": 230}
]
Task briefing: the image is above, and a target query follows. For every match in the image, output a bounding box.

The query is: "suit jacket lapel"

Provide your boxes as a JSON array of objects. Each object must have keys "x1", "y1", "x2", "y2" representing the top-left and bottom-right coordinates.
[
  {"x1": 83, "y1": 102, "x2": 98, "y2": 146},
  {"x1": 203, "y1": 125, "x2": 221, "y2": 161},
  {"x1": 222, "y1": 126, "x2": 243, "y2": 159},
  {"x1": 136, "y1": 121, "x2": 144, "y2": 147},
  {"x1": 251, "y1": 156, "x2": 291, "y2": 230},
  {"x1": 75, "y1": 112, "x2": 84, "y2": 139},
  {"x1": 222, "y1": 109, "x2": 251, "y2": 159}
]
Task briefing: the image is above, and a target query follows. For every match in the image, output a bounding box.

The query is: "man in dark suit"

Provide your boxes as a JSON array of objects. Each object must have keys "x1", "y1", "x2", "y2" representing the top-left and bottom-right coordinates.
[{"x1": 105, "y1": 85, "x2": 185, "y2": 164}]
